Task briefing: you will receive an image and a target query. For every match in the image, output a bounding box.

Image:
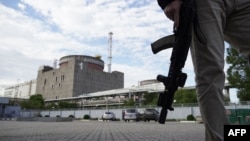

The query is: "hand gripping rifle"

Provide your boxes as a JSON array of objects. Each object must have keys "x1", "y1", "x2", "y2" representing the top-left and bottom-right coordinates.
[{"x1": 151, "y1": 0, "x2": 196, "y2": 124}]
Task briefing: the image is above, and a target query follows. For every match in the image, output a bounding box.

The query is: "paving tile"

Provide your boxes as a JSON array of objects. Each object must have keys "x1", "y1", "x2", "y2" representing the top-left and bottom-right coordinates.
[{"x1": 0, "y1": 121, "x2": 205, "y2": 141}]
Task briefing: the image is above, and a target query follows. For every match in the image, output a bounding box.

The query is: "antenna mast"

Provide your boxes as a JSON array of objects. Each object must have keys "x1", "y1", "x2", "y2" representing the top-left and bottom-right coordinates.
[{"x1": 108, "y1": 32, "x2": 113, "y2": 73}]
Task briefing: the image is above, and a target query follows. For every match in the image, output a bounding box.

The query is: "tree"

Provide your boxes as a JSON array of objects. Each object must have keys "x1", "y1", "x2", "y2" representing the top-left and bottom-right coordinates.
[
  {"x1": 143, "y1": 93, "x2": 158, "y2": 105},
  {"x1": 142, "y1": 90, "x2": 197, "y2": 105},
  {"x1": 44, "y1": 103, "x2": 58, "y2": 109},
  {"x1": 20, "y1": 94, "x2": 45, "y2": 109},
  {"x1": 124, "y1": 99, "x2": 135, "y2": 106},
  {"x1": 226, "y1": 47, "x2": 250, "y2": 101},
  {"x1": 174, "y1": 89, "x2": 197, "y2": 104}
]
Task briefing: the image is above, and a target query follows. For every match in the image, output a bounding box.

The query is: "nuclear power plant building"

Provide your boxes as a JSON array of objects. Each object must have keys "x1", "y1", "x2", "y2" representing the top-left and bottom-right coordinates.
[{"x1": 36, "y1": 55, "x2": 124, "y2": 100}]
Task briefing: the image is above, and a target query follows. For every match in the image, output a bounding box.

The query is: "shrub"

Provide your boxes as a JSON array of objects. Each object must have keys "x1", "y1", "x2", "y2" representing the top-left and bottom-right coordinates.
[
  {"x1": 186, "y1": 114, "x2": 196, "y2": 121},
  {"x1": 44, "y1": 115, "x2": 50, "y2": 117},
  {"x1": 56, "y1": 115, "x2": 61, "y2": 118},
  {"x1": 68, "y1": 115, "x2": 75, "y2": 118},
  {"x1": 83, "y1": 114, "x2": 90, "y2": 119}
]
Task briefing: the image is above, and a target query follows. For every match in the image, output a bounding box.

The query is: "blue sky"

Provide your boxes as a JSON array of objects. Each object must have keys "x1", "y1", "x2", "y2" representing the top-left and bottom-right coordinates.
[{"x1": 0, "y1": 0, "x2": 238, "y2": 102}]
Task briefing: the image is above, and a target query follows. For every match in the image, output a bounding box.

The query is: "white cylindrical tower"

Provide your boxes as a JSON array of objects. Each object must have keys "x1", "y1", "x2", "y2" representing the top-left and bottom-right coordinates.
[{"x1": 108, "y1": 32, "x2": 113, "y2": 73}]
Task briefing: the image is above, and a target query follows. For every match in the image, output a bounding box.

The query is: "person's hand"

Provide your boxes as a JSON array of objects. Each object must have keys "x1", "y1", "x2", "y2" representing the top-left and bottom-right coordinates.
[{"x1": 163, "y1": 0, "x2": 182, "y2": 30}]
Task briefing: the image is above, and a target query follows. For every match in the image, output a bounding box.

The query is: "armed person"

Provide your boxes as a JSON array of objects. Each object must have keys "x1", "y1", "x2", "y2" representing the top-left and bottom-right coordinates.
[{"x1": 155, "y1": 0, "x2": 250, "y2": 141}]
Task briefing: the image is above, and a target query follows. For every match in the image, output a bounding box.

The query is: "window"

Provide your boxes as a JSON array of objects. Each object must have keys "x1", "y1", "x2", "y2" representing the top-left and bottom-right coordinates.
[
  {"x1": 61, "y1": 74, "x2": 65, "y2": 81},
  {"x1": 44, "y1": 79, "x2": 47, "y2": 85}
]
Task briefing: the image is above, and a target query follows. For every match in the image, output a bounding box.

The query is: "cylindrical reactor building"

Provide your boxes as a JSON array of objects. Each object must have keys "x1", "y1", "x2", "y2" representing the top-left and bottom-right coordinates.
[
  {"x1": 59, "y1": 55, "x2": 104, "y2": 71},
  {"x1": 36, "y1": 55, "x2": 124, "y2": 100}
]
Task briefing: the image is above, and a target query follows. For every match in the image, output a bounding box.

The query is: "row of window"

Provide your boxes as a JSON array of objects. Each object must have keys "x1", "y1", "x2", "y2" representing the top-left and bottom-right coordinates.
[
  {"x1": 42, "y1": 74, "x2": 65, "y2": 90},
  {"x1": 44, "y1": 74, "x2": 65, "y2": 86}
]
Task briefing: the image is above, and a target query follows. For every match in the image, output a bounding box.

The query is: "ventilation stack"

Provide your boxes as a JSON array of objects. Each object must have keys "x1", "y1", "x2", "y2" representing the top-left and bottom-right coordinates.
[{"x1": 108, "y1": 32, "x2": 113, "y2": 73}]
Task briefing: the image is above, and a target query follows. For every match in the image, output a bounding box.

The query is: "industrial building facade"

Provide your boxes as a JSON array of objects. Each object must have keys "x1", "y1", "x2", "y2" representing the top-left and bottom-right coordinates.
[
  {"x1": 3, "y1": 80, "x2": 36, "y2": 99},
  {"x1": 36, "y1": 55, "x2": 124, "y2": 100}
]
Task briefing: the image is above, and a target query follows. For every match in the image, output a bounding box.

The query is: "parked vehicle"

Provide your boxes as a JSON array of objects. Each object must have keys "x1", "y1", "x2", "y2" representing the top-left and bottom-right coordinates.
[
  {"x1": 142, "y1": 108, "x2": 159, "y2": 122},
  {"x1": 102, "y1": 111, "x2": 116, "y2": 121},
  {"x1": 123, "y1": 108, "x2": 139, "y2": 122},
  {"x1": 137, "y1": 109, "x2": 145, "y2": 121}
]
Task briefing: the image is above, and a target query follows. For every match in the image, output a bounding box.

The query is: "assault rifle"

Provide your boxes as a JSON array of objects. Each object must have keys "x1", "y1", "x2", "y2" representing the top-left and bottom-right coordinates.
[{"x1": 151, "y1": 0, "x2": 195, "y2": 124}]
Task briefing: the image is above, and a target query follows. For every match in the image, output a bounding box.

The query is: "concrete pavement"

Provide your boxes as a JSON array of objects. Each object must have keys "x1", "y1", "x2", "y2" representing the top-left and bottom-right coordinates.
[{"x1": 0, "y1": 120, "x2": 205, "y2": 141}]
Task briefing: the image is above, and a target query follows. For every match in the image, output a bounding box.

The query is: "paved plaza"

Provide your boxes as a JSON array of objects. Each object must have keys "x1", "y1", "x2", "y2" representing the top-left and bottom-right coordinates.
[{"x1": 0, "y1": 120, "x2": 205, "y2": 141}]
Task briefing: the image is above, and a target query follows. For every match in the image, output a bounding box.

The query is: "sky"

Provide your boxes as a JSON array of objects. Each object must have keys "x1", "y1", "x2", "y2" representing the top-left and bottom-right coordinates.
[{"x1": 0, "y1": 0, "x2": 238, "y2": 102}]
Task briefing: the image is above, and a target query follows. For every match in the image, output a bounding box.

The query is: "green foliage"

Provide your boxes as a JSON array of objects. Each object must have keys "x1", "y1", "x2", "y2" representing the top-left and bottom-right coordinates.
[
  {"x1": 124, "y1": 99, "x2": 135, "y2": 106},
  {"x1": 58, "y1": 101, "x2": 79, "y2": 109},
  {"x1": 30, "y1": 100, "x2": 43, "y2": 109},
  {"x1": 44, "y1": 103, "x2": 58, "y2": 109},
  {"x1": 83, "y1": 114, "x2": 90, "y2": 119},
  {"x1": 8, "y1": 100, "x2": 18, "y2": 106},
  {"x1": 20, "y1": 95, "x2": 79, "y2": 109},
  {"x1": 186, "y1": 114, "x2": 196, "y2": 121},
  {"x1": 20, "y1": 101, "x2": 30, "y2": 109},
  {"x1": 174, "y1": 89, "x2": 197, "y2": 104},
  {"x1": 30, "y1": 94, "x2": 44, "y2": 104},
  {"x1": 143, "y1": 93, "x2": 158, "y2": 105},
  {"x1": 226, "y1": 48, "x2": 250, "y2": 101},
  {"x1": 20, "y1": 94, "x2": 45, "y2": 109},
  {"x1": 143, "y1": 90, "x2": 197, "y2": 106},
  {"x1": 68, "y1": 115, "x2": 75, "y2": 118}
]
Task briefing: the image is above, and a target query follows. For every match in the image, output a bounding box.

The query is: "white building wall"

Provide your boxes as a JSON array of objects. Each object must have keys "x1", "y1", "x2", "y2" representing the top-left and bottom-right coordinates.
[
  {"x1": 31, "y1": 82, "x2": 37, "y2": 95},
  {"x1": 3, "y1": 87, "x2": 14, "y2": 98},
  {"x1": 0, "y1": 86, "x2": 8, "y2": 97},
  {"x1": 3, "y1": 80, "x2": 37, "y2": 99}
]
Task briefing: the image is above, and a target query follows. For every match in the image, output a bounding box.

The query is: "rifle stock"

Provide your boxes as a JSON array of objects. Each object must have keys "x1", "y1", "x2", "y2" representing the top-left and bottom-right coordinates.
[{"x1": 151, "y1": 0, "x2": 195, "y2": 124}]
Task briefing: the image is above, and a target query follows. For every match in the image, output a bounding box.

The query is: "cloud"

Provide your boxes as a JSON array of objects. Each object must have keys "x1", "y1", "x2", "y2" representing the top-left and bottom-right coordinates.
[{"x1": 0, "y1": 0, "x2": 195, "y2": 88}]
